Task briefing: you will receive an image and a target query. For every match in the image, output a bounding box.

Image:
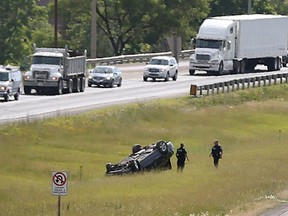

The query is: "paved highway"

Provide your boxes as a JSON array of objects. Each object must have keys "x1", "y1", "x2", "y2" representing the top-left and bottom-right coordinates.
[{"x1": 1, "y1": 61, "x2": 288, "y2": 125}]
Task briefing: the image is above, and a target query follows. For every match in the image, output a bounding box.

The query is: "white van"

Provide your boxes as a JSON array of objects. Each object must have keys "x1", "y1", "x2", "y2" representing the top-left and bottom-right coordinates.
[{"x1": 0, "y1": 66, "x2": 22, "y2": 101}]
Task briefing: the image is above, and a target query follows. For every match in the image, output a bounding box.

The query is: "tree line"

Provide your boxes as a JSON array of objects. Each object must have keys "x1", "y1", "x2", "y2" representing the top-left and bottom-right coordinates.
[{"x1": 0, "y1": 0, "x2": 287, "y2": 67}]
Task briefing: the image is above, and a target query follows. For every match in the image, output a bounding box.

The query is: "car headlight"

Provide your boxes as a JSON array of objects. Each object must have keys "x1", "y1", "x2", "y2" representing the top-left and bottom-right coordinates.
[
  {"x1": 0, "y1": 86, "x2": 7, "y2": 91},
  {"x1": 105, "y1": 76, "x2": 112, "y2": 80},
  {"x1": 88, "y1": 74, "x2": 93, "y2": 79}
]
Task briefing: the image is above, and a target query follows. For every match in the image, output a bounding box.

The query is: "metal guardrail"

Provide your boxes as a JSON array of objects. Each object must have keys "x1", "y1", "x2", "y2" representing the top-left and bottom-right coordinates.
[
  {"x1": 190, "y1": 73, "x2": 288, "y2": 96},
  {"x1": 86, "y1": 50, "x2": 194, "y2": 67}
]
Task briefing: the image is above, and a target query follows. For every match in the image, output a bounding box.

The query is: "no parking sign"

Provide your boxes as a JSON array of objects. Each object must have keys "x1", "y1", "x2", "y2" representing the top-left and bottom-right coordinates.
[{"x1": 52, "y1": 171, "x2": 68, "y2": 196}]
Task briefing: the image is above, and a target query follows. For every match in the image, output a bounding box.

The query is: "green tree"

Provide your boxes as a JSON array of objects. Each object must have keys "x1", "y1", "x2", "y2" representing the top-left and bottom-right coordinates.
[
  {"x1": 51, "y1": 0, "x2": 210, "y2": 57},
  {"x1": 0, "y1": 0, "x2": 45, "y2": 65}
]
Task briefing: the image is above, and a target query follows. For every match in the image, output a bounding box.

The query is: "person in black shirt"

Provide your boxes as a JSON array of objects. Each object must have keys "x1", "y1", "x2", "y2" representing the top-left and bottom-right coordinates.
[
  {"x1": 209, "y1": 140, "x2": 223, "y2": 168},
  {"x1": 176, "y1": 143, "x2": 189, "y2": 172}
]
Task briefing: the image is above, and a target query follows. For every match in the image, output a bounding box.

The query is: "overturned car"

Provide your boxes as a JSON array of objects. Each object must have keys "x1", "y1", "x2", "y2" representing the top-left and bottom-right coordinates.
[{"x1": 106, "y1": 140, "x2": 174, "y2": 175}]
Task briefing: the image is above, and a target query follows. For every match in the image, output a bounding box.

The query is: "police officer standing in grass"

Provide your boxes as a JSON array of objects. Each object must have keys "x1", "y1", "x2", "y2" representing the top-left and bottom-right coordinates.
[
  {"x1": 176, "y1": 143, "x2": 189, "y2": 172},
  {"x1": 209, "y1": 140, "x2": 223, "y2": 168}
]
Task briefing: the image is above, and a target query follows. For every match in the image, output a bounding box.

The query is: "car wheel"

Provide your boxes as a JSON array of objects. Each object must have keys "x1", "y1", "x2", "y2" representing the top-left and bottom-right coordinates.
[
  {"x1": 109, "y1": 80, "x2": 114, "y2": 88},
  {"x1": 143, "y1": 77, "x2": 148, "y2": 82},
  {"x1": 106, "y1": 163, "x2": 112, "y2": 172},
  {"x1": 132, "y1": 144, "x2": 142, "y2": 154},
  {"x1": 156, "y1": 141, "x2": 168, "y2": 154},
  {"x1": 172, "y1": 71, "x2": 178, "y2": 81},
  {"x1": 164, "y1": 73, "x2": 169, "y2": 82},
  {"x1": 4, "y1": 94, "x2": 9, "y2": 102},
  {"x1": 14, "y1": 92, "x2": 19, "y2": 100},
  {"x1": 88, "y1": 83, "x2": 92, "y2": 87},
  {"x1": 117, "y1": 78, "x2": 122, "y2": 87},
  {"x1": 130, "y1": 160, "x2": 140, "y2": 172}
]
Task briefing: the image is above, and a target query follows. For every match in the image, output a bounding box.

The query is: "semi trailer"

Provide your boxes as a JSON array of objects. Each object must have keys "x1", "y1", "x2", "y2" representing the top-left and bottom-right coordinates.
[{"x1": 189, "y1": 14, "x2": 288, "y2": 75}]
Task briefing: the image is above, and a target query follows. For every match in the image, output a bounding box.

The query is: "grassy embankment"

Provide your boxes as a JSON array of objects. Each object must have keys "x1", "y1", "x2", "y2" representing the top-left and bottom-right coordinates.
[{"x1": 1, "y1": 85, "x2": 288, "y2": 216}]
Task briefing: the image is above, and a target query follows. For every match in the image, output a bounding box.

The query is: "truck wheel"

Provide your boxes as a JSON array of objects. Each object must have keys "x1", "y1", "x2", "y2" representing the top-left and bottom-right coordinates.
[
  {"x1": 57, "y1": 80, "x2": 63, "y2": 95},
  {"x1": 218, "y1": 62, "x2": 224, "y2": 75},
  {"x1": 80, "y1": 77, "x2": 85, "y2": 92},
  {"x1": 276, "y1": 57, "x2": 281, "y2": 70},
  {"x1": 189, "y1": 69, "x2": 195, "y2": 75},
  {"x1": 68, "y1": 79, "x2": 73, "y2": 93},
  {"x1": 24, "y1": 86, "x2": 31, "y2": 94},
  {"x1": 73, "y1": 77, "x2": 81, "y2": 92}
]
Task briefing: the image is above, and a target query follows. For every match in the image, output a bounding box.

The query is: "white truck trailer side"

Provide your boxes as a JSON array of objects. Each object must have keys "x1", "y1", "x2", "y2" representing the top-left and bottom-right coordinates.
[
  {"x1": 23, "y1": 45, "x2": 87, "y2": 95},
  {"x1": 189, "y1": 14, "x2": 288, "y2": 75}
]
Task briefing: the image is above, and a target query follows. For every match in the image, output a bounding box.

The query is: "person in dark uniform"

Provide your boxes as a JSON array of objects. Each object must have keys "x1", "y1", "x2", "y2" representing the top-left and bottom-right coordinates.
[
  {"x1": 209, "y1": 140, "x2": 223, "y2": 168},
  {"x1": 176, "y1": 143, "x2": 189, "y2": 172}
]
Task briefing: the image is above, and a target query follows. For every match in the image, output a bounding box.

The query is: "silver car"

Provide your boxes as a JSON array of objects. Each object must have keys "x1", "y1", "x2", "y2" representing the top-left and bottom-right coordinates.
[
  {"x1": 0, "y1": 66, "x2": 22, "y2": 101},
  {"x1": 143, "y1": 56, "x2": 178, "y2": 82},
  {"x1": 88, "y1": 65, "x2": 122, "y2": 88}
]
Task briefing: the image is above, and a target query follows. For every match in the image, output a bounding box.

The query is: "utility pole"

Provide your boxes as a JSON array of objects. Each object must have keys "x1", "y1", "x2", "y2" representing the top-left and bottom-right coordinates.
[
  {"x1": 54, "y1": 0, "x2": 58, "y2": 47},
  {"x1": 248, "y1": 0, "x2": 252, "y2": 14},
  {"x1": 91, "y1": 0, "x2": 97, "y2": 58}
]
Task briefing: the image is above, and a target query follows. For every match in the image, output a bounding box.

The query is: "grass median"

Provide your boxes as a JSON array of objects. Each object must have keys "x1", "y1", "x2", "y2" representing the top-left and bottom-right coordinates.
[{"x1": 1, "y1": 85, "x2": 288, "y2": 215}]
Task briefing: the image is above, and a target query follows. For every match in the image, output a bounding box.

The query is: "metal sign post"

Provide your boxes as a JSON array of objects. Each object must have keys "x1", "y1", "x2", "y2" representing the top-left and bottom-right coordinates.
[{"x1": 52, "y1": 171, "x2": 68, "y2": 216}]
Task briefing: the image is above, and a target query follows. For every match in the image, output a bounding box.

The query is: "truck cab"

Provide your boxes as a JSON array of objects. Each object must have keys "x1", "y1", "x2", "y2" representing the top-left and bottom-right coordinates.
[
  {"x1": 189, "y1": 19, "x2": 235, "y2": 75},
  {"x1": 23, "y1": 46, "x2": 86, "y2": 95}
]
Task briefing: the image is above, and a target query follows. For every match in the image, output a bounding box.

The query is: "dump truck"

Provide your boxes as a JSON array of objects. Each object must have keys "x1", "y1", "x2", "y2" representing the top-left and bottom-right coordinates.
[
  {"x1": 189, "y1": 14, "x2": 288, "y2": 75},
  {"x1": 23, "y1": 45, "x2": 86, "y2": 94}
]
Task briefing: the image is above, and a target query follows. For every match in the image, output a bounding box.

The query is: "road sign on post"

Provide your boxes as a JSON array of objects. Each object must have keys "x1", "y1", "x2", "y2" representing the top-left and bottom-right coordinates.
[
  {"x1": 167, "y1": 36, "x2": 182, "y2": 63},
  {"x1": 52, "y1": 171, "x2": 68, "y2": 196}
]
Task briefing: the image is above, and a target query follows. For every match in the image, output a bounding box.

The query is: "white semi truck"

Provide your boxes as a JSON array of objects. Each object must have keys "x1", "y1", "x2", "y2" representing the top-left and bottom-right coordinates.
[
  {"x1": 189, "y1": 14, "x2": 288, "y2": 75},
  {"x1": 23, "y1": 45, "x2": 86, "y2": 94}
]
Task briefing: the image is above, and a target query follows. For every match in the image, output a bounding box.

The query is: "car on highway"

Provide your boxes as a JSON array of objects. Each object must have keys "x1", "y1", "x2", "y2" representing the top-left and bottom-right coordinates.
[
  {"x1": 106, "y1": 140, "x2": 174, "y2": 175},
  {"x1": 0, "y1": 66, "x2": 22, "y2": 102},
  {"x1": 88, "y1": 65, "x2": 122, "y2": 88},
  {"x1": 143, "y1": 56, "x2": 178, "y2": 82}
]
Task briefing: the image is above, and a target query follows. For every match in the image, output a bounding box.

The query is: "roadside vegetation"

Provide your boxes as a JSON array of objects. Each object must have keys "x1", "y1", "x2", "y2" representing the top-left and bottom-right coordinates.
[{"x1": 1, "y1": 85, "x2": 288, "y2": 215}]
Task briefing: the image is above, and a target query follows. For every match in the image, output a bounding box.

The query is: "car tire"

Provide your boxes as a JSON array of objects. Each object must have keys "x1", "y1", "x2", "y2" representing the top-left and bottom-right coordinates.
[
  {"x1": 4, "y1": 94, "x2": 8, "y2": 102},
  {"x1": 156, "y1": 141, "x2": 168, "y2": 154},
  {"x1": 172, "y1": 71, "x2": 178, "y2": 81},
  {"x1": 130, "y1": 160, "x2": 139, "y2": 172},
  {"x1": 143, "y1": 77, "x2": 148, "y2": 82},
  {"x1": 164, "y1": 73, "x2": 169, "y2": 82},
  {"x1": 109, "y1": 80, "x2": 114, "y2": 88},
  {"x1": 106, "y1": 163, "x2": 112, "y2": 172},
  {"x1": 14, "y1": 92, "x2": 19, "y2": 100},
  {"x1": 117, "y1": 78, "x2": 122, "y2": 87},
  {"x1": 132, "y1": 144, "x2": 142, "y2": 154}
]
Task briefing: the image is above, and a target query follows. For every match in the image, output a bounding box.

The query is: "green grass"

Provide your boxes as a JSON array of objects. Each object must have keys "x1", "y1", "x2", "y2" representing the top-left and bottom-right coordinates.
[{"x1": 1, "y1": 85, "x2": 288, "y2": 215}]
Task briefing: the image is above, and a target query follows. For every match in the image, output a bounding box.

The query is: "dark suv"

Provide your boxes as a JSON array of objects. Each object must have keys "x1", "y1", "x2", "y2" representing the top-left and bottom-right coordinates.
[{"x1": 106, "y1": 140, "x2": 174, "y2": 175}]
